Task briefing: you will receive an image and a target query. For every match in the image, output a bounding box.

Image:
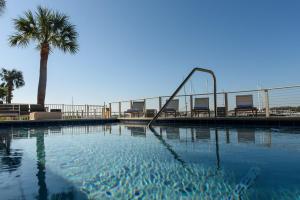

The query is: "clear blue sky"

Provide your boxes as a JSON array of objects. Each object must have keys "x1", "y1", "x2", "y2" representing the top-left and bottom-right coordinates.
[{"x1": 0, "y1": 0, "x2": 299, "y2": 105}]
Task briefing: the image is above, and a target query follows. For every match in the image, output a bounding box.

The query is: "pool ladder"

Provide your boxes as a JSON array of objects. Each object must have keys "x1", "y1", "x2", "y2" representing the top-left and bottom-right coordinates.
[{"x1": 147, "y1": 67, "x2": 217, "y2": 127}]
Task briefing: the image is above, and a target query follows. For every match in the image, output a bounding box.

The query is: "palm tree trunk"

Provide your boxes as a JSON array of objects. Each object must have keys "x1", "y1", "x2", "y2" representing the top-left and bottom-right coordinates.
[
  {"x1": 37, "y1": 43, "x2": 49, "y2": 106},
  {"x1": 6, "y1": 83, "x2": 12, "y2": 104}
]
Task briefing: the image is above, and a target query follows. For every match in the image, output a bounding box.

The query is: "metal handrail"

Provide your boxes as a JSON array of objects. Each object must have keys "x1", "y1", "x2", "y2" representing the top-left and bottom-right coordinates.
[{"x1": 148, "y1": 67, "x2": 217, "y2": 127}]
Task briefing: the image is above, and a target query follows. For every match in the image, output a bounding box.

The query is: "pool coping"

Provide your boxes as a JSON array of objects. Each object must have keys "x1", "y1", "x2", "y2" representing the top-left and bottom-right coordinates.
[
  {"x1": 0, "y1": 117, "x2": 299, "y2": 127},
  {"x1": 0, "y1": 118, "x2": 119, "y2": 127},
  {"x1": 119, "y1": 117, "x2": 300, "y2": 127}
]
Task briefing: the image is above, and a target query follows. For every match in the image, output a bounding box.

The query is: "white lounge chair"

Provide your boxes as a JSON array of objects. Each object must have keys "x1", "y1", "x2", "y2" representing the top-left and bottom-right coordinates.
[
  {"x1": 235, "y1": 95, "x2": 258, "y2": 116},
  {"x1": 192, "y1": 97, "x2": 210, "y2": 117},
  {"x1": 124, "y1": 101, "x2": 145, "y2": 117},
  {"x1": 162, "y1": 99, "x2": 179, "y2": 117}
]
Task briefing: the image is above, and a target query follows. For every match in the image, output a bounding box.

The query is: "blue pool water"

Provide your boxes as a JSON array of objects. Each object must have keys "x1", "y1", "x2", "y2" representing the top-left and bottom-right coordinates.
[{"x1": 0, "y1": 124, "x2": 300, "y2": 199}]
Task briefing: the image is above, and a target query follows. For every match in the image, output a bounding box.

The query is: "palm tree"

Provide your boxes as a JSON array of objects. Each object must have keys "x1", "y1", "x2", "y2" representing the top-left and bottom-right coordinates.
[
  {"x1": 0, "y1": 0, "x2": 5, "y2": 15},
  {"x1": 0, "y1": 68, "x2": 25, "y2": 104},
  {"x1": 9, "y1": 6, "x2": 78, "y2": 106}
]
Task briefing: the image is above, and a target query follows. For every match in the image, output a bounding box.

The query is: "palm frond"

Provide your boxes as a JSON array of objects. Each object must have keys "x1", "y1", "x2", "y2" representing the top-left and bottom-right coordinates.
[
  {"x1": 9, "y1": 5, "x2": 79, "y2": 54},
  {"x1": 0, "y1": 0, "x2": 5, "y2": 14},
  {"x1": 48, "y1": 10, "x2": 79, "y2": 54},
  {"x1": 9, "y1": 11, "x2": 39, "y2": 47}
]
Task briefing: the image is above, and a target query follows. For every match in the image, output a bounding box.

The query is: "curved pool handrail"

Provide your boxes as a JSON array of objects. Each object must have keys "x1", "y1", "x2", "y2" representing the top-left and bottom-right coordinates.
[{"x1": 148, "y1": 67, "x2": 217, "y2": 127}]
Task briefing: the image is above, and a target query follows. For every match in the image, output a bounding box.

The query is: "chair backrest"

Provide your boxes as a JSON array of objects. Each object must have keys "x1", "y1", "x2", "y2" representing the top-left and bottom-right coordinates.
[
  {"x1": 30, "y1": 104, "x2": 45, "y2": 112},
  {"x1": 194, "y1": 98, "x2": 209, "y2": 109},
  {"x1": 166, "y1": 99, "x2": 179, "y2": 111},
  {"x1": 131, "y1": 101, "x2": 145, "y2": 111},
  {"x1": 236, "y1": 95, "x2": 253, "y2": 108},
  {"x1": 0, "y1": 104, "x2": 19, "y2": 114}
]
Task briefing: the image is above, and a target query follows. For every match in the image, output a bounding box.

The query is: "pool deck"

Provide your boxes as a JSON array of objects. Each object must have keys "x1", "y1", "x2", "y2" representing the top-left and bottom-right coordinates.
[
  {"x1": 119, "y1": 117, "x2": 300, "y2": 127},
  {"x1": 0, "y1": 117, "x2": 299, "y2": 127}
]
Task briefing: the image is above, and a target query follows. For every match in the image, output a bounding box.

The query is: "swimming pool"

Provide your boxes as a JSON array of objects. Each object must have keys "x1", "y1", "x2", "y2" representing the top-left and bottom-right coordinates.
[{"x1": 0, "y1": 124, "x2": 300, "y2": 199}]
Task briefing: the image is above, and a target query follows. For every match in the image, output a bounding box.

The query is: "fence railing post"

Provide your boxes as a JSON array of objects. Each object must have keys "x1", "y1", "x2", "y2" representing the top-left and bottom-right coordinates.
[
  {"x1": 159, "y1": 96, "x2": 162, "y2": 110},
  {"x1": 264, "y1": 89, "x2": 270, "y2": 117},
  {"x1": 189, "y1": 95, "x2": 193, "y2": 117},
  {"x1": 109, "y1": 103, "x2": 112, "y2": 118},
  {"x1": 62, "y1": 104, "x2": 65, "y2": 119},
  {"x1": 119, "y1": 102, "x2": 121, "y2": 117},
  {"x1": 87, "y1": 105, "x2": 89, "y2": 118},
  {"x1": 224, "y1": 92, "x2": 228, "y2": 116}
]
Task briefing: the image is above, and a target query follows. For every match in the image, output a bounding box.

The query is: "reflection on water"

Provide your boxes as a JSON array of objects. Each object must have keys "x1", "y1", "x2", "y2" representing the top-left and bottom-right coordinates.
[
  {"x1": 36, "y1": 129, "x2": 48, "y2": 200},
  {"x1": 126, "y1": 125, "x2": 146, "y2": 137},
  {"x1": 0, "y1": 129, "x2": 23, "y2": 173},
  {"x1": 0, "y1": 124, "x2": 299, "y2": 199}
]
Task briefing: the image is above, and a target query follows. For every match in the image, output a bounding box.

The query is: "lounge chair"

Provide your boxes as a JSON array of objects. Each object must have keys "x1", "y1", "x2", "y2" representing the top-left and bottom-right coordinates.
[
  {"x1": 124, "y1": 101, "x2": 145, "y2": 117},
  {"x1": 0, "y1": 104, "x2": 21, "y2": 117},
  {"x1": 162, "y1": 99, "x2": 179, "y2": 117},
  {"x1": 192, "y1": 97, "x2": 210, "y2": 117},
  {"x1": 234, "y1": 95, "x2": 258, "y2": 116},
  {"x1": 30, "y1": 104, "x2": 46, "y2": 112}
]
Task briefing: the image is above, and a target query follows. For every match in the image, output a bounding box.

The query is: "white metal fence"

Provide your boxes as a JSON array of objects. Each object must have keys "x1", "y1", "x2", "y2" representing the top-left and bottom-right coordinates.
[
  {"x1": 0, "y1": 104, "x2": 107, "y2": 120},
  {"x1": 109, "y1": 85, "x2": 300, "y2": 118},
  {"x1": 45, "y1": 104, "x2": 106, "y2": 119}
]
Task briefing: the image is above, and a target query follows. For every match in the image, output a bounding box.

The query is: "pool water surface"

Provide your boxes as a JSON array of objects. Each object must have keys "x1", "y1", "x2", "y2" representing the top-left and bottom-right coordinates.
[{"x1": 0, "y1": 124, "x2": 300, "y2": 199}]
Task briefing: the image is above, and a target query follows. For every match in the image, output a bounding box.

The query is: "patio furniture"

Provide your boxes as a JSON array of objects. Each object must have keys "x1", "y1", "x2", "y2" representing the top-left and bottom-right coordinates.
[
  {"x1": 20, "y1": 104, "x2": 30, "y2": 115},
  {"x1": 0, "y1": 104, "x2": 21, "y2": 117},
  {"x1": 217, "y1": 107, "x2": 226, "y2": 117},
  {"x1": 192, "y1": 98, "x2": 210, "y2": 117},
  {"x1": 124, "y1": 101, "x2": 145, "y2": 118},
  {"x1": 30, "y1": 104, "x2": 46, "y2": 112},
  {"x1": 162, "y1": 99, "x2": 179, "y2": 117},
  {"x1": 145, "y1": 109, "x2": 157, "y2": 118},
  {"x1": 29, "y1": 112, "x2": 62, "y2": 120},
  {"x1": 234, "y1": 95, "x2": 258, "y2": 116}
]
